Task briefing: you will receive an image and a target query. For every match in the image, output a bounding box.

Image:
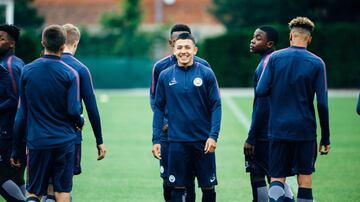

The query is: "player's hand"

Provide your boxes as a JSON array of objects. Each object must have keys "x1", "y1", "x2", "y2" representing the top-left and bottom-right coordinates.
[
  {"x1": 76, "y1": 114, "x2": 85, "y2": 131},
  {"x1": 10, "y1": 158, "x2": 21, "y2": 168},
  {"x1": 97, "y1": 144, "x2": 106, "y2": 160},
  {"x1": 319, "y1": 144, "x2": 330, "y2": 155},
  {"x1": 162, "y1": 124, "x2": 168, "y2": 133},
  {"x1": 152, "y1": 144, "x2": 161, "y2": 160},
  {"x1": 243, "y1": 142, "x2": 255, "y2": 156},
  {"x1": 204, "y1": 138, "x2": 217, "y2": 154}
]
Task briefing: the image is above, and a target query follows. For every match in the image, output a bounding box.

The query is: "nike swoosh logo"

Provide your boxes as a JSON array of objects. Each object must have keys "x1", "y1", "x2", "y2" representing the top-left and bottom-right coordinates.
[
  {"x1": 210, "y1": 177, "x2": 216, "y2": 182},
  {"x1": 169, "y1": 82, "x2": 177, "y2": 86}
]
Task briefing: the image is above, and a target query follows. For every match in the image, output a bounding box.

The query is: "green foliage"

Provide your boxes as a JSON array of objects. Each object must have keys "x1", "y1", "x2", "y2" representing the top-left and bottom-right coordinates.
[
  {"x1": 210, "y1": 0, "x2": 360, "y2": 32},
  {"x1": 199, "y1": 23, "x2": 360, "y2": 88}
]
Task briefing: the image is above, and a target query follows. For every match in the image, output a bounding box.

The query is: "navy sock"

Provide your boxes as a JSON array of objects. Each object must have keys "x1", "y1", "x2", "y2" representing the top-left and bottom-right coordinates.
[
  {"x1": 250, "y1": 174, "x2": 267, "y2": 202},
  {"x1": 297, "y1": 187, "x2": 313, "y2": 202},
  {"x1": 163, "y1": 181, "x2": 172, "y2": 202},
  {"x1": 171, "y1": 188, "x2": 186, "y2": 202},
  {"x1": 201, "y1": 187, "x2": 216, "y2": 202},
  {"x1": 268, "y1": 181, "x2": 285, "y2": 202},
  {"x1": 185, "y1": 183, "x2": 196, "y2": 202}
]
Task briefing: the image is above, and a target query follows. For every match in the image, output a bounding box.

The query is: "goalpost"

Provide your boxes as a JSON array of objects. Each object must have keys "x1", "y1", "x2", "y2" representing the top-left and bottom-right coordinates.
[{"x1": 0, "y1": 0, "x2": 14, "y2": 24}]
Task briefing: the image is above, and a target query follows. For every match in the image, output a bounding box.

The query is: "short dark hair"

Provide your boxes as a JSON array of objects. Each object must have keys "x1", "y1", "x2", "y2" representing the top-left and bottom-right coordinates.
[
  {"x1": 175, "y1": 32, "x2": 196, "y2": 44},
  {"x1": 42, "y1": 25, "x2": 66, "y2": 52},
  {"x1": 0, "y1": 24, "x2": 20, "y2": 43},
  {"x1": 258, "y1": 25, "x2": 279, "y2": 45},
  {"x1": 170, "y1": 24, "x2": 191, "y2": 36},
  {"x1": 288, "y1": 17, "x2": 315, "y2": 33}
]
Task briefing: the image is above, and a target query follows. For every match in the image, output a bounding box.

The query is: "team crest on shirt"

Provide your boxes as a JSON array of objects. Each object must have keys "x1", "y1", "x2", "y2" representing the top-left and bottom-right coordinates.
[
  {"x1": 160, "y1": 166, "x2": 164, "y2": 174},
  {"x1": 193, "y1": 77, "x2": 203, "y2": 87},
  {"x1": 169, "y1": 175, "x2": 176, "y2": 183}
]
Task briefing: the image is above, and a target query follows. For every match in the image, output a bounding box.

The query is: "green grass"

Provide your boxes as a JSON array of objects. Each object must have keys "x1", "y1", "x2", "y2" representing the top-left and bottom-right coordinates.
[{"x1": 1, "y1": 91, "x2": 359, "y2": 201}]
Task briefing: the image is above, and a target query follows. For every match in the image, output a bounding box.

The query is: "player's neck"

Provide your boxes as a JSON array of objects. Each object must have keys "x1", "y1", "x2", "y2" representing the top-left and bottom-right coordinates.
[
  {"x1": 43, "y1": 50, "x2": 62, "y2": 57},
  {"x1": 290, "y1": 39, "x2": 308, "y2": 48},
  {"x1": 63, "y1": 47, "x2": 75, "y2": 55},
  {"x1": 177, "y1": 61, "x2": 194, "y2": 69}
]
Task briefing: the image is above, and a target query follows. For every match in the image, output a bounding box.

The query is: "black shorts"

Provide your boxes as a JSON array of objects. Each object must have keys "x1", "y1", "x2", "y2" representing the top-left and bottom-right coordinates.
[
  {"x1": 245, "y1": 140, "x2": 269, "y2": 175},
  {"x1": 269, "y1": 140, "x2": 317, "y2": 178}
]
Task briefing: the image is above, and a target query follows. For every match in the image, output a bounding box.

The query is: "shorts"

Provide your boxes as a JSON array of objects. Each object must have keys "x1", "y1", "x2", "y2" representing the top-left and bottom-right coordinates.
[
  {"x1": 27, "y1": 143, "x2": 75, "y2": 195},
  {"x1": 168, "y1": 141, "x2": 217, "y2": 187},
  {"x1": 159, "y1": 140, "x2": 169, "y2": 179},
  {"x1": 269, "y1": 140, "x2": 317, "y2": 178},
  {"x1": 245, "y1": 140, "x2": 269, "y2": 175},
  {"x1": 73, "y1": 144, "x2": 82, "y2": 175}
]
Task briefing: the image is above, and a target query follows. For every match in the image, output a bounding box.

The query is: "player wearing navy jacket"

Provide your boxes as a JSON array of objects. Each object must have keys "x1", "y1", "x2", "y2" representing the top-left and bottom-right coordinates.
[
  {"x1": 152, "y1": 33, "x2": 221, "y2": 202},
  {"x1": 0, "y1": 24, "x2": 26, "y2": 201},
  {"x1": 244, "y1": 26, "x2": 294, "y2": 202},
  {"x1": 61, "y1": 23, "x2": 106, "y2": 173},
  {"x1": 150, "y1": 24, "x2": 210, "y2": 202},
  {"x1": 11, "y1": 25, "x2": 83, "y2": 202},
  {"x1": 256, "y1": 17, "x2": 330, "y2": 202}
]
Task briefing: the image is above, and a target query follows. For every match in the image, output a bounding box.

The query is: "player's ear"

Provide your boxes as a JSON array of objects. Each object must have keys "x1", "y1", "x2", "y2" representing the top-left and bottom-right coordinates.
[
  {"x1": 267, "y1": 41, "x2": 274, "y2": 49},
  {"x1": 193, "y1": 46, "x2": 198, "y2": 55},
  {"x1": 59, "y1": 44, "x2": 65, "y2": 53},
  {"x1": 41, "y1": 40, "x2": 45, "y2": 48},
  {"x1": 307, "y1": 36, "x2": 312, "y2": 45},
  {"x1": 289, "y1": 32, "x2": 293, "y2": 42}
]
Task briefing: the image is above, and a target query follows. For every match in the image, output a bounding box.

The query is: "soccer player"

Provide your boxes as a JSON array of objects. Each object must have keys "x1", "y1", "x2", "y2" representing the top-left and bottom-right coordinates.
[
  {"x1": 152, "y1": 33, "x2": 221, "y2": 202},
  {"x1": 150, "y1": 24, "x2": 210, "y2": 202},
  {"x1": 0, "y1": 24, "x2": 26, "y2": 201},
  {"x1": 256, "y1": 17, "x2": 330, "y2": 202},
  {"x1": 10, "y1": 24, "x2": 84, "y2": 202},
  {"x1": 244, "y1": 26, "x2": 294, "y2": 202}
]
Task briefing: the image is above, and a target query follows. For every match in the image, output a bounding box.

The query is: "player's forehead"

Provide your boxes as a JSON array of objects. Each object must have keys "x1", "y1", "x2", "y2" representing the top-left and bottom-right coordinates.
[
  {"x1": 174, "y1": 39, "x2": 194, "y2": 47},
  {"x1": 253, "y1": 29, "x2": 267, "y2": 38},
  {"x1": 0, "y1": 31, "x2": 8, "y2": 38}
]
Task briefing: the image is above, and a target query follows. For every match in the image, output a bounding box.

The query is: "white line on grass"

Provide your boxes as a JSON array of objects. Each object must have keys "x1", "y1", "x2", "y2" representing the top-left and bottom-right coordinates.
[{"x1": 223, "y1": 95, "x2": 298, "y2": 196}]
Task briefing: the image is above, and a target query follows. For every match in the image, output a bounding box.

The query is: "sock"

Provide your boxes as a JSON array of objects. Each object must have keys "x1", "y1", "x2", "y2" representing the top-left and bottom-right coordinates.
[
  {"x1": 45, "y1": 195, "x2": 56, "y2": 202},
  {"x1": 20, "y1": 184, "x2": 26, "y2": 196},
  {"x1": 250, "y1": 174, "x2": 268, "y2": 202},
  {"x1": 283, "y1": 182, "x2": 295, "y2": 202},
  {"x1": 297, "y1": 187, "x2": 313, "y2": 202},
  {"x1": 171, "y1": 188, "x2": 186, "y2": 202},
  {"x1": 0, "y1": 180, "x2": 26, "y2": 201},
  {"x1": 268, "y1": 181, "x2": 285, "y2": 202},
  {"x1": 201, "y1": 187, "x2": 216, "y2": 202},
  {"x1": 163, "y1": 181, "x2": 172, "y2": 201},
  {"x1": 26, "y1": 196, "x2": 40, "y2": 202},
  {"x1": 185, "y1": 183, "x2": 196, "y2": 202}
]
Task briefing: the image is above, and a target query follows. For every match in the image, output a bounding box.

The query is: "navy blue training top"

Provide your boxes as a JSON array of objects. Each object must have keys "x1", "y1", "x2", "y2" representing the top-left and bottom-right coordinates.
[
  {"x1": 152, "y1": 62, "x2": 221, "y2": 144},
  {"x1": 150, "y1": 55, "x2": 211, "y2": 141},
  {"x1": 256, "y1": 46, "x2": 330, "y2": 145},
  {"x1": 61, "y1": 53, "x2": 103, "y2": 145},
  {"x1": 12, "y1": 55, "x2": 83, "y2": 151},
  {"x1": 246, "y1": 52, "x2": 272, "y2": 145},
  {"x1": 0, "y1": 50, "x2": 24, "y2": 140}
]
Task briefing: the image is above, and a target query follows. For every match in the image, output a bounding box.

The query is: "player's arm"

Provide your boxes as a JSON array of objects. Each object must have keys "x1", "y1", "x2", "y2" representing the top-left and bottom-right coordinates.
[
  {"x1": 67, "y1": 72, "x2": 84, "y2": 130},
  {"x1": 152, "y1": 72, "x2": 166, "y2": 159},
  {"x1": 11, "y1": 74, "x2": 27, "y2": 167},
  {"x1": 357, "y1": 93, "x2": 360, "y2": 115},
  {"x1": 205, "y1": 70, "x2": 221, "y2": 154},
  {"x1": 255, "y1": 57, "x2": 273, "y2": 97},
  {"x1": 314, "y1": 61, "x2": 330, "y2": 155},
  {"x1": 0, "y1": 71, "x2": 18, "y2": 111},
  {"x1": 150, "y1": 64, "x2": 161, "y2": 112},
  {"x1": 80, "y1": 68, "x2": 106, "y2": 160}
]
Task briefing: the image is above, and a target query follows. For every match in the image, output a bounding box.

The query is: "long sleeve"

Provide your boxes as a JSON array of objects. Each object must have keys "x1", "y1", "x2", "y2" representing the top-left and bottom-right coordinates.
[
  {"x1": 150, "y1": 63, "x2": 161, "y2": 112},
  {"x1": 315, "y1": 62, "x2": 330, "y2": 145},
  {"x1": 67, "y1": 73, "x2": 83, "y2": 128},
  {"x1": 0, "y1": 70, "x2": 18, "y2": 111},
  {"x1": 11, "y1": 74, "x2": 27, "y2": 159},
  {"x1": 152, "y1": 72, "x2": 166, "y2": 144},
  {"x1": 207, "y1": 70, "x2": 222, "y2": 141},
  {"x1": 80, "y1": 68, "x2": 103, "y2": 145}
]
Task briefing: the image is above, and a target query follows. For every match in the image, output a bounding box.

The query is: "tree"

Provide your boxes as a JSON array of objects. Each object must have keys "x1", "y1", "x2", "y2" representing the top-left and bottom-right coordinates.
[{"x1": 210, "y1": 0, "x2": 360, "y2": 32}]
